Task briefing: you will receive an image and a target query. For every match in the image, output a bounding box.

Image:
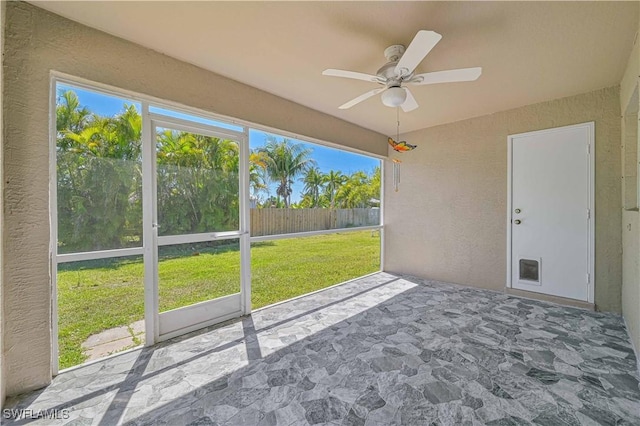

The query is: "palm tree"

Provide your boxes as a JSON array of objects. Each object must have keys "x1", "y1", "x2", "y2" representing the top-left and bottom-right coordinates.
[
  {"x1": 249, "y1": 150, "x2": 270, "y2": 205},
  {"x1": 324, "y1": 170, "x2": 347, "y2": 209},
  {"x1": 333, "y1": 168, "x2": 380, "y2": 208},
  {"x1": 302, "y1": 167, "x2": 326, "y2": 208},
  {"x1": 156, "y1": 130, "x2": 240, "y2": 234},
  {"x1": 57, "y1": 94, "x2": 144, "y2": 251},
  {"x1": 335, "y1": 171, "x2": 370, "y2": 208},
  {"x1": 56, "y1": 90, "x2": 91, "y2": 150},
  {"x1": 259, "y1": 138, "x2": 316, "y2": 208}
]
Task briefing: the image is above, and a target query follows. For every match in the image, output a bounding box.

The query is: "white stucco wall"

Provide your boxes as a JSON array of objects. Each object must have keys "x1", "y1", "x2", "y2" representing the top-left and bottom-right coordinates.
[
  {"x1": 620, "y1": 15, "x2": 640, "y2": 363},
  {"x1": 0, "y1": 0, "x2": 5, "y2": 410},
  {"x1": 621, "y1": 29, "x2": 640, "y2": 114},
  {"x1": 2, "y1": 2, "x2": 386, "y2": 396},
  {"x1": 384, "y1": 87, "x2": 622, "y2": 312},
  {"x1": 622, "y1": 209, "x2": 640, "y2": 359}
]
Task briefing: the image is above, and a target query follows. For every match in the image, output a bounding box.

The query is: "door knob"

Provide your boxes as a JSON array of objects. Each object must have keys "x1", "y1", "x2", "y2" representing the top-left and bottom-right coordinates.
[{"x1": 514, "y1": 219, "x2": 522, "y2": 225}]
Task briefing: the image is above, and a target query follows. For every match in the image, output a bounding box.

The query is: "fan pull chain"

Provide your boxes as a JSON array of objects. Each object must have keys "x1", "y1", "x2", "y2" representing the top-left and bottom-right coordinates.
[{"x1": 396, "y1": 107, "x2": 400, "y2": 142}]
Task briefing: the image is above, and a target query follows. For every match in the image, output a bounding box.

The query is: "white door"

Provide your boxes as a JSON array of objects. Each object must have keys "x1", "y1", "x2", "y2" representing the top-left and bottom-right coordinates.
[{"x1": 508, "y1": 122, "x2": 594, "y2": 302}]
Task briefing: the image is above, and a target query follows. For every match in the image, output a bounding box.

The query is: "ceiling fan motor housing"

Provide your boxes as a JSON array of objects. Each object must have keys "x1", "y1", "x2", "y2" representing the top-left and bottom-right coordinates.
[
  {"x1": 384, "y1": 44, "x2": 405, "y2": 62},
  {"x1": 377, "y1": 62, "x2": 401, "y2": 82},
  {"x1": 379, "y1": 45, "x2": 413, "y2": 84}
]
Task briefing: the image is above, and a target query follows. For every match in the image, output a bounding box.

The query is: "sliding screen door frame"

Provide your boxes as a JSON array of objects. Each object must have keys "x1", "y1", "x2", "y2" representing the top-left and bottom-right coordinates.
[{"x1": 146, "y1": 114, "x2": 251, "y2": 342}]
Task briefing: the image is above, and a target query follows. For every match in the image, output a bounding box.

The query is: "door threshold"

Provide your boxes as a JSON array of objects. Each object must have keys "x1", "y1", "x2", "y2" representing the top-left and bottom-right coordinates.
[{"x1": 505, "y1": 287, "x2": 595, "y2": 311}]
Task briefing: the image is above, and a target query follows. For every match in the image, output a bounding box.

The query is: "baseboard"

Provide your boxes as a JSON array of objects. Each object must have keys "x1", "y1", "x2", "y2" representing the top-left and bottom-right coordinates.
[{"x1": 504, "y1": 287, "x2": 595, "y2": 311}]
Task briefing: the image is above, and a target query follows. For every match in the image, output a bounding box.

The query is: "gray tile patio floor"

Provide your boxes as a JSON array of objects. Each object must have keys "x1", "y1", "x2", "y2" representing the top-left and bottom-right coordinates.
[{"x1": 4, "y1": 272, "x2": 640, "y2": 425}]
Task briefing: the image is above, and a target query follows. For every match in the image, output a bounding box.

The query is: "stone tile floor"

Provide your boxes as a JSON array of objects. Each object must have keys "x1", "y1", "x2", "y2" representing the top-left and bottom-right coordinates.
[{"x1": 4, "y1": 272, "x2": 640, "y2": 425}]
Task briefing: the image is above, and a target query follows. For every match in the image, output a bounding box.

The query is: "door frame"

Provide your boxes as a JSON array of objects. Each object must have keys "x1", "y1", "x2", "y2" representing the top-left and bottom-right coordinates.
[
  {"x1": 146, "y1": 114, "x2": 251, "y2": 343},
  {"x1": 506, "y1": 122, "x2": 595, "y2": 303}
]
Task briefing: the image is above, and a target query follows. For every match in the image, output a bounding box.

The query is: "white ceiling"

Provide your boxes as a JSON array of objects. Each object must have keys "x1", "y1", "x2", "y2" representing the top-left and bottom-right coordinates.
[{"x1": 33, "y1": 1, "x2": 639, "y2": 135}]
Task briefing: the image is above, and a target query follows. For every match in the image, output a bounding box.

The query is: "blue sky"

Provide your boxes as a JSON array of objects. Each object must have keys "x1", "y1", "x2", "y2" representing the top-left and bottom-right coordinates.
[{"x1": 58, "y1": 84, "x2": 379, "y2": 202}]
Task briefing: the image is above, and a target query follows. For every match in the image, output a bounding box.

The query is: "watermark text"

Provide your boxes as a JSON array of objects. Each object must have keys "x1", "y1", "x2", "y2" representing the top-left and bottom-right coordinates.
[{"x1": 2, "y1": 408, "x2": 70, "y2": 420}]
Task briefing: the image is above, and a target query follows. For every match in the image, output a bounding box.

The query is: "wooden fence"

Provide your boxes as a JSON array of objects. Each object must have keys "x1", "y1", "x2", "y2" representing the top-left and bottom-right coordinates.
[{"x1": 250, "y1": 208, "x2": 380, "y2": 237}]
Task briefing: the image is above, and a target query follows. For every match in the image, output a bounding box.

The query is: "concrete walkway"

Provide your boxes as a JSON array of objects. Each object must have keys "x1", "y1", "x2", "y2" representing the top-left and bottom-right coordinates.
[{"x1": 81, "y1": 320, "x2": 145, "y2": 361}]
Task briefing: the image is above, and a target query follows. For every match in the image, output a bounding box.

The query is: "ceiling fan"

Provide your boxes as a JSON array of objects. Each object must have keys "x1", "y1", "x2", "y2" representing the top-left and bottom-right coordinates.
[{"x1": 323, "y1": 30, "x2": 482, "y2": 112}]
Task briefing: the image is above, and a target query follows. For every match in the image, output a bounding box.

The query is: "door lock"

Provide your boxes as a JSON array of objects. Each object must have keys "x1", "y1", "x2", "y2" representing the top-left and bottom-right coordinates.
[
  {"x1": 514, "y1": 219, "x2": 522, "y2": 225},
  {"x1": 514, "y1": 208, "x2": 521, "y2": 214}
]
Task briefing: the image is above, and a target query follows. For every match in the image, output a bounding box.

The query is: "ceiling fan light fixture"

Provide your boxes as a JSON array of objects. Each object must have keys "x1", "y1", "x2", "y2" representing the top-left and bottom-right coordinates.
[{"x1": 381, "y1": 87, "x2": 407, "y2": 107}]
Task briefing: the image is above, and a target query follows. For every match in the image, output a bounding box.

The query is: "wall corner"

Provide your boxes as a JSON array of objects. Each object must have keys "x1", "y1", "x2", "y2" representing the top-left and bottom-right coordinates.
[
  {"x1": 621, "y1": 25, "x2": 639, "y2": 112},
  {"x1": 620, "y1": 10, "x2": 640, "y2": 374},
  {"x1": 1, "y1": 0, "x2": 7, "y2": 410}
]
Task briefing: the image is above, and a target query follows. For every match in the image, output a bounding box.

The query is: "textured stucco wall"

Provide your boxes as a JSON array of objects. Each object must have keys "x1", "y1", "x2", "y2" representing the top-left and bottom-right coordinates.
[
  {"x1": 384, "y1": 86, "x2": 622, "y2": 312},
  {"x1": 621, "y1": 27, "x2": 639, "y2": 114},
  {"x1": 0, "y1": 0, "x2": 5, "y2": 409},
  {"x1": 620, "y1": 13, "x2": 640, "y2": 361},
  {"x1": 622, "y1": 210, "x2": 640, "y2": 357},
  {"x1": 2, "y1": 1, "x2": 386, "y2": 396}
]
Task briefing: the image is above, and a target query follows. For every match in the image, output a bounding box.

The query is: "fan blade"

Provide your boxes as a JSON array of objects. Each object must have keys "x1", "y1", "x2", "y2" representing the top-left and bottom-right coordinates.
[
  {"x1": 394, "y1": 30, "x2": 442, "y2": 77},
  {"x1": 339, "y1": 88, "x2": 386, "y2": 109},
  {"x1": 323, "y1": 69, "x2": 380, "y2": 83},
  {"x1": 409, "y1": 67, "x2": 482, "y2": 85},
  {"x1": 401, "y1": 88, "x2": 419, "y2": 112}
]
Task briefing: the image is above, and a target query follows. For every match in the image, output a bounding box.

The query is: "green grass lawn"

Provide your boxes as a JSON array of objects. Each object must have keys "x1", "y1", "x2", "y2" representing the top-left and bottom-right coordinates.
[{"x1": 57, "y1": 230, "x2": 380, "y2": 369}]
